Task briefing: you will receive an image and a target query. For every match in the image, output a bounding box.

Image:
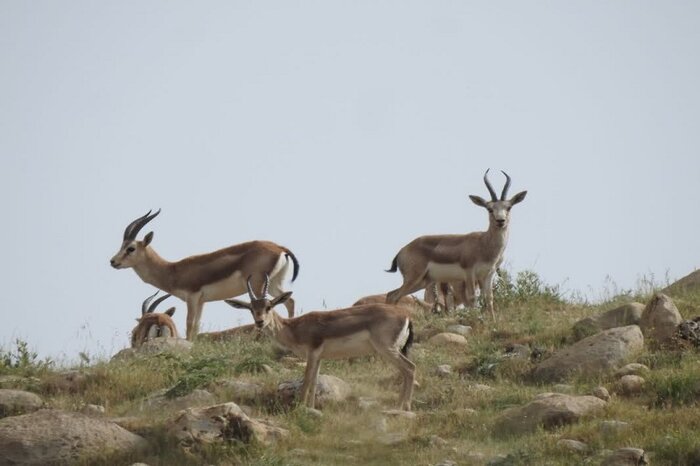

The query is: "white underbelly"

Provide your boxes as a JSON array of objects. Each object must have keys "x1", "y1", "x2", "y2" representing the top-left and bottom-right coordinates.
[
  {"x1": 426, "y1": 262, "x2": 466, "y2": 281},
  {"x1": 199, "y1": 271, "x2": 247, "y2": 301},
  {"x1": 321, "y1": 331, "x2": 374, "y2": 359}
]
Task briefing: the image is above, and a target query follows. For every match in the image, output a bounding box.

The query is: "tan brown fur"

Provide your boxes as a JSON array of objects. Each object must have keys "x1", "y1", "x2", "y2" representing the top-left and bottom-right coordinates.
[{"x1": 131, "y1": 311, "x2": 179, "y2": 348}]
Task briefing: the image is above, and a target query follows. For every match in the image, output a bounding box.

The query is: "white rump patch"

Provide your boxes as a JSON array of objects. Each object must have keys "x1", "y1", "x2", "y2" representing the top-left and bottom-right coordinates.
[{"x1": 395, "y1": 318, "x2": 410, "y2": 350}]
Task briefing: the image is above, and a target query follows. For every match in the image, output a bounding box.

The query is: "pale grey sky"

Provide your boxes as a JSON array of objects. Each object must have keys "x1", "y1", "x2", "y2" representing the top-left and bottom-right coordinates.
[{"x1": 1, "y1": 2, "x2": 698, "y2": 360}]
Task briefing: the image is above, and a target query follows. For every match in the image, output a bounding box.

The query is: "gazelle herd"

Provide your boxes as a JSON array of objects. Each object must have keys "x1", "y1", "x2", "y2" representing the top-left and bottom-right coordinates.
[{"x1": 112, "y1": 170, "x2": 527, "y2": 410}]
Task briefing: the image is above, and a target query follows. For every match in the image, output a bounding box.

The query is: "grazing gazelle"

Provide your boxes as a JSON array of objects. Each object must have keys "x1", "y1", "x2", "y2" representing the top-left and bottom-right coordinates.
[
  {"x1": 226, "y1": 275, "x2": 416, "y2": 411},
  {"x1": 386, "y1": 170, "x2": 527, "y2": 319},
  {"x1": 131, "y1": 291, "x2": 179, "y2": 348},
  {"x1": 110, "y1": 210, "x2": 300, "y2": 340}
]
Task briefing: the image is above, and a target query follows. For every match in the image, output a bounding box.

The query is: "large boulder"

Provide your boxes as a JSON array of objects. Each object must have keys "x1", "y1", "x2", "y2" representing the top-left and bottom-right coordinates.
[
  {"x1": 640, "y1": 293, "x2": 683, "y2": 346},
  {"x1": 277, "y1": 374, "x2": 351, "y2": 408},
  {"x1": 0, "y1": 409, "x2": 146, "y2": 465},
  {"x1": 532, "y1": 325, "x2": 644, "y2": 383},
  {"x1": 494, "y1": 393, "x2": 606, "y2": 436},
  {"x1": 0, "y1": 389, "x2": 44, "y2": 418},
  {"x1": 168, "y1": 402, "x2": 288, "y2": 447},
  {"x1": 662, "y1": 268, "x2": 700, "y2": 295},
  {"x1": 572, "y1": 303, "x2": 644, "y2": 340}
]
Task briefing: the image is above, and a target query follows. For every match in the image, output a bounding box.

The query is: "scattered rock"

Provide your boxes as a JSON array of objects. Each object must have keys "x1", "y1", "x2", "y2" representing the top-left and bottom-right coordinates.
[
  {"x1": 446, "y1": 324, "x2": 472, "y2": 336},
  {"x1": 640, "y1": 293, "x2": 683, "y2": 346},
  {"x1": 615, "y1": 363, "x2": 650, "y2": 377},
  {"x1": 428, "y1": 332, "x2": 469, "y2": 346},
  {"x1": 111, "y1": 337, "x2": 193, "y2": 361},
  {"x1": 436, "y1": 364, "x2": 453, "y2": 377},
  {"x1": 168, "y1": 402, "x2": 288, "y2": 447},
  {"x1": 142, "y1": 389, "x2": 216, "y2": 411},
  {"x1": 600, "y1": 447, "x2": 649, "y2": 465},
  {"x1": 677, "y1": 316, "x2": 700, "y2": 347},
  {"x1": 663, "y1": 268, "x2": 700, "y2": 295},
  {"x1": 277, "y1": 374, "x2": 351, "y2": 408},
  {"x1": 557, "y1": 438, "x2": 588, "y2": 452},
  {"x1": 494, "y1": 393, "x2": 606, "y2": 436},
  {"x1": 592, "y1": 386, "x2": 611, "y2": 401},
  {"x1": 81, "y1": 404, "x2": 106, "y2": 416},
  {"x1": 572, "y1": 303, "x2": 644, "y2": 340},
  {"x1": 531, "y1": 325, "x2": 644, "y2": 383},
  {"x1": 618, "y1": 375, "x2": 645, "y2": 396},
  {"x1": 0, "y1": 389, "x2": 44, "y2": 418},
  {"x1": 0, "y1": 409, "x2": 146, "y2": 465},
  {"x1": 600, "y1": 420, "x2": 629, "y2": 435}
]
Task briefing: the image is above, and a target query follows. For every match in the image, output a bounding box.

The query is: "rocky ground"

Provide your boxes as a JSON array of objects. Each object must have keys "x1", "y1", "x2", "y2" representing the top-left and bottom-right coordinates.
[{"x1": 2, "y1": 269, "x2": 700, "y2": 465}]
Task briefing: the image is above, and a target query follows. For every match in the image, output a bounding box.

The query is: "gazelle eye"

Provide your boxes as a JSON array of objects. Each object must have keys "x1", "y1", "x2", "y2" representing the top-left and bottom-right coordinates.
[{"x1": 126, "y1": 246, "x2": 135, "y2": 254}]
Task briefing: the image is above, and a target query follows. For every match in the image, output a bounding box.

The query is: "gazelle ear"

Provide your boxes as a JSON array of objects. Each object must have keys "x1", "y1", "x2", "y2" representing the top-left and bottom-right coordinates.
[
  {"x1": 164, "y1": 307, "x2": 176, "y2": 317},
  {"x1": 509, "y1": 191, "x2": 527, "y2": 205},
  {"x1": 469, "y1": 195, "x2": 489, "y2": 208},
  {"x1": 271, "y1": 291, "x2": 293, "y2": 307},
  {"x1": 225, "y1": 299, "x2": 252, "y2": 310},
  {"x1": 143, "y1": 231, "x2": 154, "y2": 246}
]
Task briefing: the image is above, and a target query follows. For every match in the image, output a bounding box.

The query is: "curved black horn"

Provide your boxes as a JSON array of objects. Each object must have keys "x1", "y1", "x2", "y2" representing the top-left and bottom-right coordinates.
[
  {"x1": 500, "y1": 171, "x2": 512, "y2": 200},
  {"x1": 483, "y1": 169, "x2": 498, "y2": 201},
  {"x1": 246, "y1": 275, "x2": 258, "y2": 300},
  {"x1": 148, "y1": 293, "x2": 172, "y2": 314},
  {"x1": 123, "y1": 209, "x2": 161, "y2": 241},
  {"x1": 142, "y1": 290, "x2": 160, "y2": 315},
  {"x1": 262, "y1": 274, "x2": 270, "y2": 298}
]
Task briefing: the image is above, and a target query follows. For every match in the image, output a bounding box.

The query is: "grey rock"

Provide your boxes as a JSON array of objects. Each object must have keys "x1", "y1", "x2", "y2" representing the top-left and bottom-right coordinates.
[
  {"x1": 615, "y1": 363, "x2": 650, "y2": 377},
  {"x1": 436, "y1": 364, "x2": 453, "y2": 377},
  {"x1": 572, "y1": 303, "x2": 644, "y2": 340},
  {"x1": 640, "y1": 293, "x2": 683, "y2": 346},
  {"x1": 216, "y1": 379, "x2": 264, "y2": 402},
  {"x1": 0, "y1": 409, "x2": 146, "y2": 465},
  {"x1": 428, "y1": 332, "x2": 468, "y2": 346},
  {"x1": 557, "y1": 438, "x2": 588, "y2": 452},
  {"x1": 80, "y1": 404, "x2": 106, "y2": 416},
  {"x1": 0, "y1": 389, "x2": 44, "y2": 418},
  {"x1": 446, "y1": 324, "x2": 473, "y2": 336},
  {"x1": 600, "y1": 447, "x2": 649, "y2": 465},
  {"x1": 494, "y1": 393, "x2": 606, "y2": 436},
  {"x1": 532, "y1": 325, "x2": 644, "y2": 382},
  {"x1": 278, "y1": 374, "x2": 351, "y2": 408},
  {"x1": 591, "y1": 386, "x2": 611, "y2": 401},
  {"x1": 618, "y1": 375, "x2": 645, "y2": 396}
]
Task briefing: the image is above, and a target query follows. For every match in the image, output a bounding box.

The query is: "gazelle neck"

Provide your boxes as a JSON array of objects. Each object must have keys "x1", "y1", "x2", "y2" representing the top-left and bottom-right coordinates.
[
  {"x1": 263, "y1": 311, "x2": 297, "y2": 351},
  {"x1": 484, "y1": 218, "x2": 510, "y2": 251},
  {"x1": 132, "y1": 248, "x2": 174, "y2": 291}
]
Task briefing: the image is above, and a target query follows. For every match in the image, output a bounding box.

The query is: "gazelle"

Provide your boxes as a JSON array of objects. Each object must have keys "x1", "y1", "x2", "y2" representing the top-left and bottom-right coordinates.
[
  {"x1": 131, "y1": 291, "x2": 179, "y2": 348},
  {"x1": 226, "y1": 275, "x2": 416, "y2": 411},
  {"x1": 386, "y1": 170, "x2": 527, "y2": 320},
  {"x1": 110, "y1": 210, "x2": 300, "y2": 340},
  {"x1": 353, "y1": 293, "x2": 432, "y2": 315}
]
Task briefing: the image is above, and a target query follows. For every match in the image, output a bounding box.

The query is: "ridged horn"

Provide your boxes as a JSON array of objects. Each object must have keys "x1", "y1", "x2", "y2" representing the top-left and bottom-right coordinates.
[
  {"x1": 500, "y1": 171, "x2": 511, "y2": 200},
  {"x1": 483, "y1": 169, "x2": 497, "y2": 201},
  {"x1": 123, "y1": 209, "x2": 161, "y2": 241}
]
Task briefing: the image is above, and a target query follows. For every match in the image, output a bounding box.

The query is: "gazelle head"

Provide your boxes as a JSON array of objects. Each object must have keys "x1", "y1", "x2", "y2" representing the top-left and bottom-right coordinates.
[
  {"x1": 225, "y1": 274, "x2": 293, "y2": 329},
  {"x1": 131, "y1": 290, "x2": 177, "y2": 348},
  {"x1": 110, "y1": 210, "x2": 160, "y2": 269},
  {"x1": 469, "y1": 170, "x2": 527, "y2": 229}
]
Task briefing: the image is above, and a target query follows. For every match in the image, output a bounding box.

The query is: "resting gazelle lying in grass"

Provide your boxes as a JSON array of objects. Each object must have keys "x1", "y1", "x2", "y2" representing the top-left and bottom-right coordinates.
[
  {"x1": 225, "y1": 275, "x2": 416, "y2": 411},
  {"x1": 131, "y1": 291, "x2": 179, "y2": 348}
]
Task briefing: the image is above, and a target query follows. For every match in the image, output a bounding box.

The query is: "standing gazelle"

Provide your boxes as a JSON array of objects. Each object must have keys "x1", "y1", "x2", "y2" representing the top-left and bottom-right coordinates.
[
  {"x1": 110, "y1": 210, "x2": 299, "y2": 340},
  {"x1": 225, "y1": 275, "x2": 416, "y2": 411},
  {"x1": 131, "y1": 291, "x2": 179, "y2": 348},
  {"x1": 386, "y1": 170, "x2": 527, "y2": 319}
]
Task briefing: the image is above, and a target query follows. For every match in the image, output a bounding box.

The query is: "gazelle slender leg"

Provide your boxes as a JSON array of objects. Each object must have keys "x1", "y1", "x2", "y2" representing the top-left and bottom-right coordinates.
[
  {"x1": 480, "y1": 272, "x2": 496, "y2": 321},
  {"x1": 386, "y1": 274, "x2": 429, "y2": 305},
  {"x1": 185, "y1": 295, "x2": 204, "y2": 341},
  {"x1": 371, "y1": 342, "x2": 415, "y2": 411},
  {"x1": 301, "y1": 346, "x2": 323, "y2": 408}
]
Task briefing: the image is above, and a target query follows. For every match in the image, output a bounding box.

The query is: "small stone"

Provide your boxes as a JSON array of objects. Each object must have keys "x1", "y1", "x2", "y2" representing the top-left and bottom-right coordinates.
[
  {"x1": 446, "y1": 324, "x2": 473, "y2": 336},
  {"x1": 428, "y1": 333, "x2": 468, "y2": 346},
  {"x1": 601, "y1": 447, "x2": 649, "y2": 466},
  {"x1": 261, "y1": 364, "x2": 274, "y2": 374},
  {"x1": 429, "y1": 435, "x2": 448, "y2": 446},
  {"x1": 619, "y1": 375, "x2": 645, "y2": 396},
  {"x1": 470, "y1": 383, "x2": 493, "y2": 392},
  {"x1": 557, "y1": 438, "x2": 588, "y2": 452},
  {"x1": 592, "y1": 386, "x2": 611, "y2": 401},
  {"x1": 436, "y1": 365, "x2": 452, "y2": 377},
  {"x1": 81, "y1": 404, "x2": 106, "y2": 416},
  {"x1": 615, "y1": 363, "x2": 650, "y2": 377},
  {"x1": 600, "y1": 420, "x2": 629, "y2": 435}
]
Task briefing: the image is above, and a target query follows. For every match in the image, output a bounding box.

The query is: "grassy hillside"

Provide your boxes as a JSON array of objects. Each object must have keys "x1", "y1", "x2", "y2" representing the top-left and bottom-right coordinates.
[{"x1": 2, "y1": 270, "x2": 700, "y2": 465}]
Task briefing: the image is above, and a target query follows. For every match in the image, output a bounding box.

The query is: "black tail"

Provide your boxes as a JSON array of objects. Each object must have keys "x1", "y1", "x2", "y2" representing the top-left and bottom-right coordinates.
[
  {"x1": 385, "y1": 254, "x2": 399, "y2": 273},
  {"x1": 401, "y1": 320, "x2": 414, "y2": 356},
  {"x1": 285, "y1": 250, "x2": 300, "y2": 282}
]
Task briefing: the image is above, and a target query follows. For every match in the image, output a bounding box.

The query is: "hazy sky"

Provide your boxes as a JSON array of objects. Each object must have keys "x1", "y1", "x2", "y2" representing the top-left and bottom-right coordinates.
[{"x1": 1, "y1": 2, "x2": 699, "y2": 361}]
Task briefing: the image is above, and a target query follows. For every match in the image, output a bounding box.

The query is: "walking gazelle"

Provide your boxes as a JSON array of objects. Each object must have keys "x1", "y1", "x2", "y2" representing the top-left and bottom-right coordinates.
[
  {"x1": 386, "y1": 170, "x2": 527, "y2": 320},
  {"x1": 225, "y1": 275, "x2": 416, "y2": 411}
]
